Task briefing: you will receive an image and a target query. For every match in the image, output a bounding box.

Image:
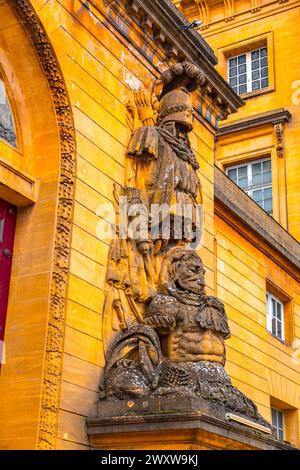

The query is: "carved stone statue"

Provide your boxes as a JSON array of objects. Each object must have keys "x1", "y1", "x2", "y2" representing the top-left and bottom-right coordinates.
[
  {"x1": 126, "y1": 61, "x2": 205, "y2": 254},
  {"x1": 100, "y1": 62, "x2": 270, "y2": 429},
  {"x1": 145, "y1": 248, "x2": 230, "y2": 366},
  {"x1": 102, "y1": 247, "x2": 268, "y2": 426},
  {"x1": 102, "y1": 62, "x2": 206, "y2": 353}
]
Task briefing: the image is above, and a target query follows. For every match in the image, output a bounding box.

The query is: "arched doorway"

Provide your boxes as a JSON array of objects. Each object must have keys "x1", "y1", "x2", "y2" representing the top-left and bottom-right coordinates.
[{"x1": 0, "y1": 0, "x2": 75, "y2": 450}]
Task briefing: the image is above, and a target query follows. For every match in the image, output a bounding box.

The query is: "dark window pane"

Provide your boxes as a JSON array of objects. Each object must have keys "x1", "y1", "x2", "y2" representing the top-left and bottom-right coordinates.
[
  {"x1": 261, "y1": 57, "x2": 268, "y2": 67},
  {"x1": 229, "y1": 67, "x2": 237, "y2": 78},
  {"x1": 252, "y1": 70, "x2": 260, "y2": 80},
  {"x1": 261, "y1": 67, "x2": 268, "y2": 78},
  {"x1": 278, "y1": 429, "x2": 284, "y2": 441},
  {"x1": 272, "y1": 316, "x2": 277, "y2": 335},
  {"x1": 238, "y1": 64, "x2": 247, "y2": 74},
  {"x1": 271, "y1": 298, "x2": 276, "y2": 315},
  {"x1": 264, "y1": 187, "x2": 272, "y2": 199},
  {"x1": 238, "y1": 177, "x2": 248, "y2": 188},
  {"x1": 261, "y1": 47, "x2": 268, "y2": 58},
  {"x1": 252, "y1": 80, "x2": 261, "y2": 90},
  {"x1": 239, "y1": 74, "x2": 247, "y2": 84},
  {"x1": 253, "y1": 189, "x2": 263, "y2": 204},
  {"x1": 0, "y1": 76, "x2": 17, "y2": 148},
  {"x1": 238, "y1": 166, "x2": 247, "y2": 177},
  {"x1": 252, "y1": 173, "x2": 262, "y2": 186},
  {"x1": 228, "y1": 169, "x2": 237, "y2": 184},
  {"x1": 238, "y1": 54, "x2": 246, "y2": 64},
  {"x1": 251, "y1": 50, "x2": 259, "y2": 60},
  {"x1": 271, "y1": 409, "x2": 277, "y2": 426},
  {"x1": 231, "y1": 86, "x2": 237, "y2": 93},
  {"x1": 261, "y1": 78, "x2": 269, "y2": 88},
  {"x1": 263, "y1": 173, "x2": 272, "y2": 185},
  {"x1": 252, "y1": 59, "x2": 259, "y2": 70},
  {"x1": 239, "y1": 84, "x2": 247, "y2": 94},
  {"x1": 277, "y1": 321, "x2": 282, "y2": 339},
  {"x1": 276, "y1": 302, "x2": 282, "y2": 320},
  {"x1": 229, "y1": 57, "x2": 237, "y2": 67},
  {"x1": 230, "y1": 78, "x2": 238, "y2": 87},
  {"x1": 263, "y1": 161, "x2": 272, "y2": 183},
  {"x1": 264, "y1": 197, "x2": 273, "y2": 214},
  {"x1": 278, "y1": 411, "x2": 283, "y2": 428},
  {"x1": 252, "y1": 162, "x2": 262, "y2": 185}
]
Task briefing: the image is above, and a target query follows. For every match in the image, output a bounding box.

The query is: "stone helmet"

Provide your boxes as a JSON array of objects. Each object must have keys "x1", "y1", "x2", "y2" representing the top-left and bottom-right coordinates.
[
  {"x1": 156, "y1": 61, "x2": 206, "y2": 132},
  {"x1": 158, "y1": 87, "x2": 194, "y2": 131}
]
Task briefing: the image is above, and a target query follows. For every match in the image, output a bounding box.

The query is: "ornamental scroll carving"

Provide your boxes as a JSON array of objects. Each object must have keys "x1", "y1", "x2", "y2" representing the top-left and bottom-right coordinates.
[{"x1": 101, "y1": 62, "x2": 269, "y2": 427}]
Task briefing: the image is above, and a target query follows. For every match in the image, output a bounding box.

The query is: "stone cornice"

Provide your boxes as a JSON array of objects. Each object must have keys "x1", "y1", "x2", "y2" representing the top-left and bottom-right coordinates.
[
  {"x1": 216, "y1": 108, "x2": 292, "y2": 136},
  {"x1": 87, "y1": 395, "x2": 296, "y2": 450},
  {"x1": 101, "y1": 0, "x2": 244, "y2": 119},
  {"x1": 214, "y1": 166, "x2": 300, "y2": 275},
  {"x1": 197, "y1": 0, "x2": 300, "y2": 37}
]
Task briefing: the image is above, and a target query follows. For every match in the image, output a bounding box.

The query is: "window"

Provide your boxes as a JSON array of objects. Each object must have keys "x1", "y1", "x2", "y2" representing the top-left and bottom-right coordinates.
[
  {"x1": 228, "y1": 47, "x2": 268, "y2": 95},
  {"x1": 226, "y1": 158, "x2": 272, "y2": 214},
  {"x1": 0, "y1": 71, "x2": 17, "y2": 148},
  {"x1": 266, "y1": 291, "x2": 284, "y2": 341},
  {"x1": 271, "y1": 408, "x2": 284, "y2": 441}
]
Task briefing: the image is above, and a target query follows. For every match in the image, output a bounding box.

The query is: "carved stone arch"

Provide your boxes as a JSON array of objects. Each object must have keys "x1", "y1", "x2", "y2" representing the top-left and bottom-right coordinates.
[{"x1": 0, "y1": 0, "x2": 76, "y2": 450}]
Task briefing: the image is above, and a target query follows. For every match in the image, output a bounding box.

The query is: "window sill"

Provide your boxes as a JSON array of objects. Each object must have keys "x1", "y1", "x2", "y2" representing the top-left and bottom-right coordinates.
[
  {"x1": 267, "y1": 331, "x2": 290, "y2": 348},
  {"x1": 240, "y1": 86, "x2": 275, "y2": 100}
]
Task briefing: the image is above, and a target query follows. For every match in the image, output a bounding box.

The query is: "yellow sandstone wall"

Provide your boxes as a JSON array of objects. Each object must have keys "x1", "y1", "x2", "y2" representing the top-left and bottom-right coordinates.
[
  {"x1": 172, "y1": 1, "x2": 300, "y2": 446},
  {"x1": 31, "y1": 0, "x2": 216, "y2": 449},
  {"x1": 0, "y1": 1, "x2": 61, "y2": 449},
  {"x1": 188, "y1": 1, "x2": 300, "y2": 240},
  {"x1": 215, "y1": 211, "x2": 300, "y2": 447},
  {"x1": 0, "y1": 0, "x2": 299, "y2": 450}
]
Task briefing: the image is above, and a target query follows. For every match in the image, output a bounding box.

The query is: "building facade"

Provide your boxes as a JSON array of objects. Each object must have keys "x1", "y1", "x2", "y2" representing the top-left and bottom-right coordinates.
[
  {"x1": 0, "y1": 0, "x2": 299, "y2": 449},
  {"x1": 176, "y1": 0, "x2": 300, "y2": 446}
]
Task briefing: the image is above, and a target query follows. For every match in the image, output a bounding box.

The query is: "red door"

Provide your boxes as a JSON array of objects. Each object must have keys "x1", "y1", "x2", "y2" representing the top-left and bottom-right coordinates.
[{"x1": 0, "y1": 198, "x2": 16, "y2": 343}]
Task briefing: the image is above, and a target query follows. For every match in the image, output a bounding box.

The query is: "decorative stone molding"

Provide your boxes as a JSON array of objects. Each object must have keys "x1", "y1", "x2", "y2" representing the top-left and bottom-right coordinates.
[
  {"x1": 102, "y1": 0, "x2": 243, "y2": 121},
  {"x1": 8, "y1": 0, "x2": 76, "y2": 450},
  {"x1": 251, "y1": 0, "x2": 262, "y2": 12},
  {"x1": 214, "y1": 166, "x2": 300, "y2": 274},
  {"x1": 217, "y1": 108, "x2": 291, "y2": 136},
  {"x1": 275, "y1": 122, "x2": 284, "y2": 158},
  {"x1": 195, "y1": 0, "x2": 209, "y2": 25},
  {"x1": 87, "y1": 396, "x2": 295, "y2": 450},
  {"x1": 0, "y1": 154, "x2": 39, "y2": 206}
]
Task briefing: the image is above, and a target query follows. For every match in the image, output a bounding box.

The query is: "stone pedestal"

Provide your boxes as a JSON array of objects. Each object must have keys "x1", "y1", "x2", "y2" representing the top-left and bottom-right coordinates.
[{"x1": 87, "y1": 396, "x2": 295, "y2": 450}]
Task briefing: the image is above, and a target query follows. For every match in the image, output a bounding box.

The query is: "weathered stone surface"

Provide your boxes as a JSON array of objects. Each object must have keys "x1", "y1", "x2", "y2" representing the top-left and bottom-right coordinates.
[{"x1": 87, "y1": 396, "x2": 295, "y2": 450}]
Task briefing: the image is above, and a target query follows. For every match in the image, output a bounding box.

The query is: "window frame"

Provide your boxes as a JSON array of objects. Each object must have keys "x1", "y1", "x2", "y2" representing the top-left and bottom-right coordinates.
[
  {"x1": 227, "y1": 47, "x2": 269, "y2": 95},
  {"x1": 218, "y1": 32, "x2": 275, "y2": 99},
  {"x1": 271, "y1": 407, "x2": 285, "y2": 441},
  {"x1": 266, "y1": 291, "x2": 285, "y2": 341},
  {"x1": 226, "y1": 157, "x2": 273, "y2": 214}
]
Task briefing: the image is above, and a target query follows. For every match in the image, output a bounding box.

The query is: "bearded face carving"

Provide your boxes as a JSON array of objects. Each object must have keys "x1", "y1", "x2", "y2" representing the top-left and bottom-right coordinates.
[
  {"x1": 172, "y1": 251, "x2": 206, "y2": 295},
  {"x1": 145, "y1": 248, "x2": 230, "y2": 365}
]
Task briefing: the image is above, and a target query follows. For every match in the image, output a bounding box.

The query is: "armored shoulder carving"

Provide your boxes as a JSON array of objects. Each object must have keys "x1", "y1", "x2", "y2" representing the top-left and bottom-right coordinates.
[
  {"x1": 195, "y1": 295, "x2": 231, "y2": 339},
  {"x1": 144, "y1": 294, "x2": 179, "y2": 333}
]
